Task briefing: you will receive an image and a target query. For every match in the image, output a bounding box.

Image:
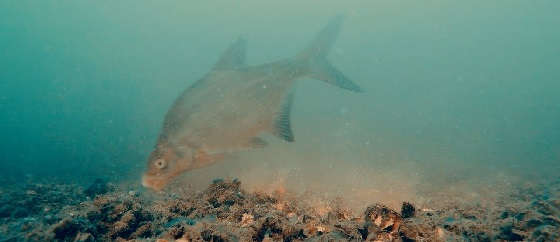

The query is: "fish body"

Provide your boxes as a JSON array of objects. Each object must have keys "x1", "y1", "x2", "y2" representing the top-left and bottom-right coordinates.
[{"x1": 142, "y1": 16, "x2": 362, "y2": 190}]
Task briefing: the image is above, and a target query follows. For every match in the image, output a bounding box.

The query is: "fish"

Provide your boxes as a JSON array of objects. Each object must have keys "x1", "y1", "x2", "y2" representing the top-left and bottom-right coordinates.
[{"x1": 142, "y1": 16, "x2": 362, "y2": 190}]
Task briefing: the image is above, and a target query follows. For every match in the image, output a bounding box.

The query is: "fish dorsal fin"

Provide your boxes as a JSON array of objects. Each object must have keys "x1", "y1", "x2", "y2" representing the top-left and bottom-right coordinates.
[
  {"x1": 213, "y1": 36, "x2": 247, "y2": 70},
  {"x1": 272, "y1": 93, "x2": 295, "y2": 142}
]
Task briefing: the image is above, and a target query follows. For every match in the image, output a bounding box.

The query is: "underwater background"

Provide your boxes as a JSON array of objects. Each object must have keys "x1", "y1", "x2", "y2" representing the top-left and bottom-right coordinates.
[{"x1": 2, "y1": 0, "x2": 560, "y2": 211}]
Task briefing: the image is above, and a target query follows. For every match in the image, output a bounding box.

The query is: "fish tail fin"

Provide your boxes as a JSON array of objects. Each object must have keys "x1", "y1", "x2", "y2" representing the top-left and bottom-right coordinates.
[{"x1": 296, "y1": 15, "x2": 363, "y2": 92}]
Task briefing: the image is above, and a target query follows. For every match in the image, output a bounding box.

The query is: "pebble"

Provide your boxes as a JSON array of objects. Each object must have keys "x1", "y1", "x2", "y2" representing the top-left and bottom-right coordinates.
[
  {"x1": 437, "y1": 227, "x2": 445, "y2": 239},
  {"x1": 240, "y1": 213, "x2": 254, "y2": 227}
]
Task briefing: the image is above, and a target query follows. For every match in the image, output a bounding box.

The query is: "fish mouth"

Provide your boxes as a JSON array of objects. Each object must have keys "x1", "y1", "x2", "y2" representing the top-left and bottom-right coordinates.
[{"x1": 141, "y1": 175, "x2": 168, "y2": 191}]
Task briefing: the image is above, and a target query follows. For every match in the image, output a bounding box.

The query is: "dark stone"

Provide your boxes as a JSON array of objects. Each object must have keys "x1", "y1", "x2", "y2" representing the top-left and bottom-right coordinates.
[
  {"x1": 357, "y1": 226, "x2": 368, "y2": 240},
  {"x1": 201, "y1": 229, "x2": 225, "y2": 242},
  {"x1": 472, "y1": 232, "x2": 491, "y2": 242},
  {"x1": 84, "y1": 179, "x2": 110, "y2": 198},
  {"x1": 11, "y1": 207, "x2": 29, "y2": 218},
  {"x1": 0, "y1": 204, "x2": 13, "y2": 218},
  {"x1": 532, "y1": 225, "x2": 558, "y2": 241},
  {"x1": 254, "y1": 217, "x2": 283, "y2": 241},
  {"x1": 131, "y1": 223, "x2": 153, "y2": 238},
  {"x1": 52, "y1": 218, "x2": 86, "y2": 240},
  {"x1": 74, "y1": 232, "x2": 95, "y2": 242},
  {"x1": 86, "y1": 210, "x2": 101, "y2": 222},
  {"x1": 532, "y1": 201, "x2": 554, "y2": 215},
  {"x1": 333, "y1": 221, "x2": 362, "y2": 239},
  {"x1": 167, "y1": 225, "x2": 185, "y2": 239},
  {"x1": 401, "y1": 202, "x2": 416, "y2": 218},
  {"x1": 201, "y1": 230, "x2": 212, "y2": 241},
  {"x1": 284, "y1": 228, "x2": 306, "y2": 242},
  {"x1": 500, "y1": 211, "x2": 510, "y2": 219},
  {"x1": 514, "y1": 212, "x2": 525, "y2": 220},
  {"x1": 400, "y1": 232, "x2": 416, "y2": 242},
  {"x1": 496, "y1": 225, "x2": 524, "y2": 241},
  {"x1": 542, "y1": 216, "x2": 560, "y2": 226},
  {"x1": 527, "y1": 219, "x2": 543, "y2": 228}
]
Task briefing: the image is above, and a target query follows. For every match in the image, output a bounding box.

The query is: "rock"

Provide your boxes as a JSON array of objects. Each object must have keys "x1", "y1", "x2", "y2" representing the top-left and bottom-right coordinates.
[
  {"x1": 261, "y1": 235, "x2": 273, "y2": 242},
  {"x1": 11, "y1": 207, "x2": 29, "y2": 218},
  {"x1": 0, "y1": 204, "x2": 14, "y2": 218},
  {"x1": 131, "y1": 223, "x2": 153, "y2": 238},
  {"x1": 254, "y1": 217, "x2": 283, "y2": 241},
  {"x1": 333, "y1": 221, "x2": 363, "y2": 240},
  {"x1": 436, "y1": 227, "x2": 446, "y2": 240},
  {"x1": 496, "y1": 224, "x2": 524, "y2": 241},
  {"x1": 204, "y1": 179, "x2": 243, "y2": 208},
  {"x1": 240, "y1": 213, "x2": 254, "y2": 227},
  {"x1": 532, "y1": 225, "x2": 558, "y2": 241},
  {"x1": 366, "y1": 231, "x2": 395, "y2": 241},
  {"x1": 401, "y1": 202, "x2": 416, "y2": 218},
  {"x1": 84, "y1": 179, "x2": 110, "y2": 198},
  {"x1": 0, "y1": 177, "x2": 557, "y2": 241},
  {"x1": 201, "y1": 229, "x2": 227, "y2": 242},
  {"x1": 164, "y1": 217, "x2": 196, "y2": 228},
  {"x1": 532, "y1": 200, "x2": 554, "y2": 216},
  {"x1": 283, "y1": 227, "x2": 307, "y2": 241},
  {"x1": 51, "y1": 218, "x2": 86, "y2": 240},
  {"x1": 526, "y1": 218, "x2": 543, "y2": 228},
  {"x1": 44, "y1": 214, "x2": 58, "y2": 224},
  {"x1": 364, "y1": 203, "x2": 403, "y2": 234},
  {"x1": 74, "y1": 232, "x2": 94, "y2": 242},
  {"x1": 550, "y1": 199, "x2": 560, "y2": 210}
]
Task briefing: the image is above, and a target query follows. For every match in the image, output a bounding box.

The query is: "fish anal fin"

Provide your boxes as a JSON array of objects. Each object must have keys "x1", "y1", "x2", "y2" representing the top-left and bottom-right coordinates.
[
  {"x1": 213, "y1": 36, "x2": 247, "y2": 70},
  {"x1": 272, "y1": 93, "x2": 295, "y2": 142}
]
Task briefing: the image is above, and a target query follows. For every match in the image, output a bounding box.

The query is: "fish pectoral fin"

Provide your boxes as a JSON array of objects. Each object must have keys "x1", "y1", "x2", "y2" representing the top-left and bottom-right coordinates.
[
  {"x1": 271, "y1": 92, "x2": 295, "y2": 142},
  {"x1": 213, "y1": 36, "x2": 247, "y2": 70},
  {"x1": 194, "y1": 149, "x2": 225, "y2": 167},
  {"x1": 213, "y1": 138, "x2": 267, "y2": 154}
]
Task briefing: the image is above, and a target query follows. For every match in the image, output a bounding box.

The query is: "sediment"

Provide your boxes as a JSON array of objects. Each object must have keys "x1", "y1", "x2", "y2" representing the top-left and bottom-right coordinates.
[{"x1": 0, "y1": 178, "x2": 558, "y2": 241}]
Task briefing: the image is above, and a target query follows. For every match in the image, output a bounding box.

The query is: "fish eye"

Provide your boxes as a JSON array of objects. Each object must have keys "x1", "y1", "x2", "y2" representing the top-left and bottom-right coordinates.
[{"x1": 154, "y1": 159, "x2": 167, "y2": 169}]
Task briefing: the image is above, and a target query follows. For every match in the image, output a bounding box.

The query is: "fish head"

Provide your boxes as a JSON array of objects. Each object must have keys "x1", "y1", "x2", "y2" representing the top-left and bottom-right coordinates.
[{"x1": 142, "y1": 143, "x2": 195, "y2": 191}]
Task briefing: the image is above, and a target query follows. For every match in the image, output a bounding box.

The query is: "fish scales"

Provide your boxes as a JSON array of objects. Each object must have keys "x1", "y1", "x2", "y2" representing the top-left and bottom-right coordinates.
[{"x1": 142, "y1": 16, "x2": 362, "y2": 190}]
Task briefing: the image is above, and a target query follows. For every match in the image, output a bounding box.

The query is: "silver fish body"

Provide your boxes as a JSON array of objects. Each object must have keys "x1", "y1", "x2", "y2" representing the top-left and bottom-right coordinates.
[{"x1": 142, "y1": 16, "x2": 362, "y2": 190}]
